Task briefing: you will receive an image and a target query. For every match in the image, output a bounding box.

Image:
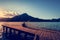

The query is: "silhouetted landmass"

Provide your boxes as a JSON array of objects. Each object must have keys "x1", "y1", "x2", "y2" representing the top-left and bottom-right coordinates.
[
  {"x1": 9, "y1": 13, "x2": 60, "y2": 22},
  {"x1": 0, "y1": 13, "x2": 60, "y2": 22},
  {"x1": 0, "y1": 18, "x2": 11, "y2": 22}
]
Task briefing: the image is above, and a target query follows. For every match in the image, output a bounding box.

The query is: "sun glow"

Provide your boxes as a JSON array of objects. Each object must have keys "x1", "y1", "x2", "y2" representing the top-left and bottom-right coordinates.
[{"x1": 0, "y1": 8, "x2": 17, "y2": 18}]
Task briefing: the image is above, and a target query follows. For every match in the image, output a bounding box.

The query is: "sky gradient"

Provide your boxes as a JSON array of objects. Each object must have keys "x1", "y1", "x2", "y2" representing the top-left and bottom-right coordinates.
[{"x1": 0, "y1": 0, "x2": 60, "y2": 19}]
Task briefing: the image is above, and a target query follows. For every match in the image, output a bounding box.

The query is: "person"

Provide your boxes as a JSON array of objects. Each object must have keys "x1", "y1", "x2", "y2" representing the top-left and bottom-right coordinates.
[{"x1": 22, "y1": 22, "x2": 27, "y2": 27}]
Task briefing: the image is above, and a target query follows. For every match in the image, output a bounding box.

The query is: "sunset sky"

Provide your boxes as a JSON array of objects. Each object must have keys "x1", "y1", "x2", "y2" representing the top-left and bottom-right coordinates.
[
  {"x1": 0, "y1": 8, "x2": 17, "y2": 18},
  {"x1": 0, "y1": 0, "x2": 60, "y2": 19}
]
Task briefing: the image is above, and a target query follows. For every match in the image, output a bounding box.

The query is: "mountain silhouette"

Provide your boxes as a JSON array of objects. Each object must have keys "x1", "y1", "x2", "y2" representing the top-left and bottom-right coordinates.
[
  {"x1": 10, "y1": 13, "x2": 44, "y2": 22},
  {"x1": 0, "y1": 13, "x2": 60, "y2": 22},
  {"x1": 8, "y1": 13, "x2": 60, "y2": 22}
]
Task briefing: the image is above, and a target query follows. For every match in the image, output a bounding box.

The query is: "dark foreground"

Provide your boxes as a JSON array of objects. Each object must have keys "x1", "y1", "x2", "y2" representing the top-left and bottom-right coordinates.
[
  {"x1": 2, "y1": 30, "x2": 38, "y2": 40},
  {"x1": 1, "y1": 29, "x2": 60, "y2": 40}
]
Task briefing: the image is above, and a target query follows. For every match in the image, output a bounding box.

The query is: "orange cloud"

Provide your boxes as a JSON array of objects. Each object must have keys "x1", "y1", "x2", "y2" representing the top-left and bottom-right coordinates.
[{"x1": 0, "y1": 8, "x2": 17, "y2": 18}]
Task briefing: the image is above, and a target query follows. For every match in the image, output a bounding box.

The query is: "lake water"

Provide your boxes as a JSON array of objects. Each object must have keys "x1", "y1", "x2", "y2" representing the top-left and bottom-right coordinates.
[
  {"x1": 0, "y1": 22, "x2": 60, "y2": 40},
  {"x1": 26, "y1": 22, "x2": 60, "y2": 31}
]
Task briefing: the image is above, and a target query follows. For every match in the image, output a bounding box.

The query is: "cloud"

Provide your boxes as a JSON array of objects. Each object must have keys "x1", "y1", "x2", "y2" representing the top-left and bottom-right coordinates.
[
  {"x1": 0, "y1": 8, "x2": 17, "y2": 18},
  {"x1": 4, "y1": 13, "x2": 15, "y2": 16}
]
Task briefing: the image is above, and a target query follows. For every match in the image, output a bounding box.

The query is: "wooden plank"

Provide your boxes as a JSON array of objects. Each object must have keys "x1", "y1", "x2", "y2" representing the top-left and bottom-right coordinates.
[{"x1": 2, "y1": 25, "x2": 60, "y2": 40}]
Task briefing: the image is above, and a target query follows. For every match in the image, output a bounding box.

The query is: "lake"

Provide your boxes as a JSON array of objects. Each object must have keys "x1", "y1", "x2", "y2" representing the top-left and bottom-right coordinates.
[{"x1": 26, "y1": 22, "x2": 60, "y2": 31}]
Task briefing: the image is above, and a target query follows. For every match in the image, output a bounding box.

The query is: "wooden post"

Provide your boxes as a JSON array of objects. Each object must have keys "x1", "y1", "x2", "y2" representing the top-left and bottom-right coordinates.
[
  {"x1": 33, "y1": 31, "x2": 39, "y2": 40},
  {"x1": 9, "y1": 28, "x2": 12, "y2": 34},
  {"x1": 6, "y1": 27, "x2": 8, "y2": 34},
  {"x1": 18, "y1": 30, "x2": 21, "y2": 36},
  {"x1": 3, "y1": 26, "x2": 5, "y2": 33},
  {"x1": 34, "y1": 34, "x2": 37, "y2": 40}
]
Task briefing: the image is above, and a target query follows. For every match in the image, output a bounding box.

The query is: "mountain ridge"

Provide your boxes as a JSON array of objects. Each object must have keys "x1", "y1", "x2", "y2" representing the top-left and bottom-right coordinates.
[
  {"x1": 0, "y1": 13, "x2": 60, "y2": 22},
  {"x1": 9, "y1": 13, "x2": 60, "y2": 22}
]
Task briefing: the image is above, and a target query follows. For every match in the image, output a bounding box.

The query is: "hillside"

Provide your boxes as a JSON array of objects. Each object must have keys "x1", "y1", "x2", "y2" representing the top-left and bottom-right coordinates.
[{"x1": 0, "y1": 13, "x2": 60, "y2": 22}]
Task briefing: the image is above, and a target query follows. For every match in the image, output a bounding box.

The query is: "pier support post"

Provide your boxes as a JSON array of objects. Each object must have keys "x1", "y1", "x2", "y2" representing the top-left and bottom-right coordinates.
[
  {"x1": 6, "y1": 27, "x2": 8, "y2": 34},
  {"x1": 3, "y1": 26, "x2": 5, "y2": 33}
]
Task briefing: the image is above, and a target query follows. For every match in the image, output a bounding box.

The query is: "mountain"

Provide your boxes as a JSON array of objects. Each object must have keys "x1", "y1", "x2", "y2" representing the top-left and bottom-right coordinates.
[
  {"x1": 0, "y1": 18, "x2": 11, "y2": 22},
  {"x1": 0, "y1": 13, "x2": 60, "y2": 22},
  {"x1": 52, "y1": 18, "x2": 60, "y2": 22},
  {"x1": 9, "y1": 13, "x2": 43, "y2": 22},
  {"x1": 8, "y1": 13, "x2": 60, "y2": 22}
]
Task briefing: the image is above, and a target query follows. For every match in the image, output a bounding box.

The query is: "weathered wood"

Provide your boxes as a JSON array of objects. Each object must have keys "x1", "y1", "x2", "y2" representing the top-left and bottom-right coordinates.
[{"x1": 2, "y1": 25, "x2": 60, "y2": 40}]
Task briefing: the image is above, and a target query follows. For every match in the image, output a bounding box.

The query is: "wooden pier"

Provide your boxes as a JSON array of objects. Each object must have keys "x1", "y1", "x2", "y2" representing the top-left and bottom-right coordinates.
[{"x1": 2, "y1": 24, "x2": 60, "y2": 40}]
